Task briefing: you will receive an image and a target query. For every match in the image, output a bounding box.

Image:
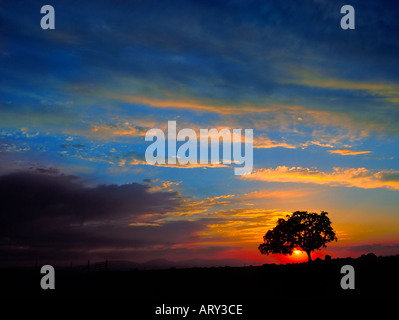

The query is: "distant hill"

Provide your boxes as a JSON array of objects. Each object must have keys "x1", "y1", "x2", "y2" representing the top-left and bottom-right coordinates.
[{"x1": 103, "y1": 258, "x2": 259, "y2": 270}]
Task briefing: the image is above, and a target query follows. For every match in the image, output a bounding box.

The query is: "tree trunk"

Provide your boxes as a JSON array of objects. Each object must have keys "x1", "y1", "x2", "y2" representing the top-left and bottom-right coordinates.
[{"x1": 306, "y1": 250, "x2": 312, "y2": 263}]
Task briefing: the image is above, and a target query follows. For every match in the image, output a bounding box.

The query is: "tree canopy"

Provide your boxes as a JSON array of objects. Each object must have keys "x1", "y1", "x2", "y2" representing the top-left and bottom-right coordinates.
[{"x1": 258, "y1": 211, "x2": 337, "y2": 262}]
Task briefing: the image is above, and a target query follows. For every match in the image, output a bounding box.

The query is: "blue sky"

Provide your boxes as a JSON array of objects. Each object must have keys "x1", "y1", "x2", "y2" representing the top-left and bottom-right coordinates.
[{"x1": 1, "y1": 0, "x2": 399, "y2": 265}]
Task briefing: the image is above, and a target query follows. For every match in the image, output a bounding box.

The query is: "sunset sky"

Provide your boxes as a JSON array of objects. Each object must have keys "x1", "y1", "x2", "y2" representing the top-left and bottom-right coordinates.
[{"x1": 1, "y1": 0, "x2": 399, "y2": 266}]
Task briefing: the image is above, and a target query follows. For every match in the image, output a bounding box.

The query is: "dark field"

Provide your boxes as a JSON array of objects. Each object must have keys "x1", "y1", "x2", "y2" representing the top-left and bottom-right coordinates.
[{"x1": 3, "y1": 254, "x2": 398, "y2": 305}]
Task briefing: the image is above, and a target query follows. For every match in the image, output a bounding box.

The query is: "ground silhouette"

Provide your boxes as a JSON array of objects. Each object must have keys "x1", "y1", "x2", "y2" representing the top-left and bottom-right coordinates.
[{"x1": 2, "y1": 253, "x2": 398, "y2": 304}]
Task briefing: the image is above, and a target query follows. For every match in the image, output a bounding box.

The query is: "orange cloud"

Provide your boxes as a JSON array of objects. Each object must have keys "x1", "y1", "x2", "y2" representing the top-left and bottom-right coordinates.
[
  {"x1": 110, "y1": 89, "x2": 399, "y2": 141},
  {"x1": 242, "y1": 166, "x2": 399, "y2": 190},
  {"x1": 284, "y1": 67, "x2": 399, "y2": 99},
  {"x1": 147, "y1": 162, "x2": 231, "y2": 169},
  {"x1": 148, "y1": 180, "x2": 182, "y2": 193},
  {"x1": 242, "y1": 189, "x2": 311, "y2": 200},
  {"x1": 301, "y1": 141, "x2": 336, "y2": 148},
  {"x1": 89, "y1": 122, "x2": 147, "y2": 139},
  {"x1": 328, "y1": 149, "x2": 372, "y2": 156},
  {"x1": 253, "y1": 136, "x2": 296, "y2": 149},
  {"x1": 119, "y1": 95, "x2": 254, "y2": 114},
  {"x1": 199, "y1": 208, "x2": 290, "y2": 243}
]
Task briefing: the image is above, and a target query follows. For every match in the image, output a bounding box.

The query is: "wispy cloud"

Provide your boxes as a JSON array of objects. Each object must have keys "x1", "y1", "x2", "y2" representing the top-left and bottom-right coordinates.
[
  {"x1": 284, "y1": 69, "x2": 399, "y2": 102},
  {"x1": 253, "y1": 136, "x2": 296, "y2": 149},
  {"x1": 89, "y1": 122, "x2": 148, "y2": 139},
  {"x1": 301, "y1": 141, "x2": 336, "y2": 148},
  {"x1": 328, "y1": 149, "x2": 372, "y2": 156},
  {"x1": 242, "y1": 166, "x2": 399, "y2": 190},
  {"x1": 241, "y1": 189, "x2": 312, "y2": 201},
  {"x1": 199, "y1": 208, "x2": 289, "y2": 243}
]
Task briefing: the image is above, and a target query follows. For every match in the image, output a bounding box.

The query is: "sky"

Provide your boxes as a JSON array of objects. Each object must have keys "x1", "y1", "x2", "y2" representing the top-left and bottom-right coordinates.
[{"x1": 1, "y1": 0, "x2": 399, "y2": 266}]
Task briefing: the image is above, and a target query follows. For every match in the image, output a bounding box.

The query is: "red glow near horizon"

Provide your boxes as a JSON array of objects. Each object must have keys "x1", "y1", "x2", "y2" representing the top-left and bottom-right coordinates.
[
  {"x1": 212, "y1": 247, "x2": 327, "y2": 265},
  {"x1": 275, "y1": 250, "x2": 325, "y2": 264}
]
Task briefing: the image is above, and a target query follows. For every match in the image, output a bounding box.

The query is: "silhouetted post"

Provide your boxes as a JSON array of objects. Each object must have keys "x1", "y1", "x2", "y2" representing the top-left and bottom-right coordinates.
[{"x1": 88, "y1": 259, "x2": 90, "y2": 273}]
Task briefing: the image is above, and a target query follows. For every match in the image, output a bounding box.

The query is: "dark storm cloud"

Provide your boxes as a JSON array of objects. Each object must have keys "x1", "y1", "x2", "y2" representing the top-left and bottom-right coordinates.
[
  {"x1": 0, "y1": 171, "x2": 206, "y2": 264},
  {"x1": 0, "y1": 171, "x2": 180, "y2": 221}
]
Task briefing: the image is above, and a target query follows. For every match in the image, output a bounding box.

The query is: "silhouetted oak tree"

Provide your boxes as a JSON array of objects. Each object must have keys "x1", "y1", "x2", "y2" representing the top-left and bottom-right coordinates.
[{"x1": 259, "y1": 211, "x2": 337, "y2": 262}]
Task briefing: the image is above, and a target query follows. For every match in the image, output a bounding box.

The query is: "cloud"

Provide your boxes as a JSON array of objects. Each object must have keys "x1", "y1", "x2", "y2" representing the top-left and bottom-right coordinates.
[
  {"x1": 89, "y1": 121, "x2": 148, "y2": 139},
  {"x1": 328, "y1": 149, "x2": 372, "y2": 156},
  {"x1": 253, "y1": 136, "x2": 296, "y2": 149},
  {"x1": 61, "y1": 143, "x2": 87, "y2": 149},
  {"x1": 199, "y1": 208, "x2": 289, "y2": 243},
  {"x1": 0, "y1": 143, "x2": 30, "y2": 153},
  {"x1": 283, "y1": 69, "x2": 399, "y2": 102},
  {"x1": 242, "y1": 166, "x2": 399, "y2": 190},
  {"x1": 0, "y1": 171, "x2": 290, "y2": 265},
  {"x1": 0, "y1": 171, "x2": 210, "y2": 265},
  {"x1": 59, "y1": 141, "x2": 233, "y2": 171},
  {"x1": 2, "y1": 0, "x2": 399, "y2": 144},
  {"x1": 119, "y1": 95, "x2": 240, "y2": 115},
  {"x1": 241, "y1": 189, "x2": 311, "y2": 201},
  {"x1": 147, "y1": 180, "x2": 182, "y2": 193},
  {"x1": 301, "y1": 141, "x2": 336, "y2": 148}
]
